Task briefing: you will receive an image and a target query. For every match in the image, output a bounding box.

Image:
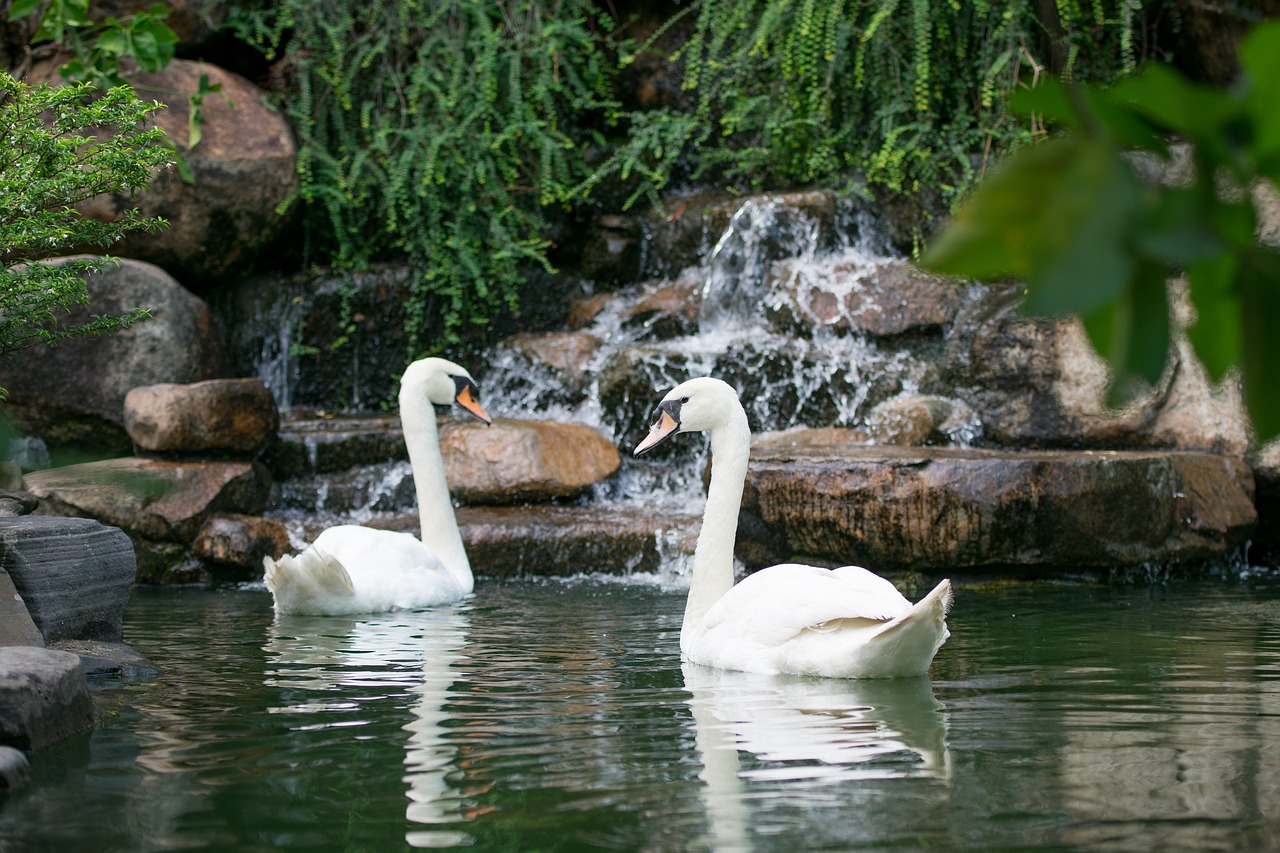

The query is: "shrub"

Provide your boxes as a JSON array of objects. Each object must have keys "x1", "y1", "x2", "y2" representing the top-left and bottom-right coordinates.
[{"x1": 0, "y1": 71, "x2": 172, "y2": 399}]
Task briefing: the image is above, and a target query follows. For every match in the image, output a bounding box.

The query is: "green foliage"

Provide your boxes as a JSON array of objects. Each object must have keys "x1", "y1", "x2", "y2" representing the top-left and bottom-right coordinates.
[
  {"x1": 611, "y1": 0, "x2": 1164, "y2": 202},
  {"x1": 17, "y1": 0, "x2": 179, "y2": 88},
  {"x1": 922, "y1": 20, "x2": 1280, "y2": 442},
  {"x1": 219, "y1": 1, "x2": 1162, "y2": 358},
  {"x1": 0, "y1": 71, "x2": 172, "y2": 398},
  {"x1": 227, "y1": 0, "x2": 619, "y2": 355}
]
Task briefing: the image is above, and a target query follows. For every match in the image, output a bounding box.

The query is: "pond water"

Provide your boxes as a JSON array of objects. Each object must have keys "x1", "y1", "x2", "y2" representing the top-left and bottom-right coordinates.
[{"x1": 6, "y1": 570, "x2": 1280, "y2": 851}]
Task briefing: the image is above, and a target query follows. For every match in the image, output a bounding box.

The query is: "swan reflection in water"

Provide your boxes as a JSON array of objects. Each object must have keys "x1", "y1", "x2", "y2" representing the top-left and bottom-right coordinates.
[
  {"x1": 262, "y1": 606, "x2": 471, "y2": 849},
  {"x1": 683, "y1": 662, "x2": 951, "y2": 848}
]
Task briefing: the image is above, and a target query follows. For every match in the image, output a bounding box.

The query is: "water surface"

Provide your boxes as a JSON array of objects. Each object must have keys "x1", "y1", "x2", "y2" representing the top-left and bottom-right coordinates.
[{"x1": 5, "y1": 573, "x2": 1280, "y2": 851}]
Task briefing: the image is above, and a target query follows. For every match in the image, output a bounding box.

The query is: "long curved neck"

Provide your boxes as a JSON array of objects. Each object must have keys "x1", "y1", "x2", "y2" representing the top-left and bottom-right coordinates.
[
  {"x1": 685, "y1": 404, "x2": 750, "y2": 634},
  {"x1": 401, "y1": 394, "x2": 473, "y2": 593}
]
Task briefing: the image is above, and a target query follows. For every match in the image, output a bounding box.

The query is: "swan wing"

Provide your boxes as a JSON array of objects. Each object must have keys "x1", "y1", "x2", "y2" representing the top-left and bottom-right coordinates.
[{"x1": 702, "y1": 563, "x2": 912, "y2": 648}]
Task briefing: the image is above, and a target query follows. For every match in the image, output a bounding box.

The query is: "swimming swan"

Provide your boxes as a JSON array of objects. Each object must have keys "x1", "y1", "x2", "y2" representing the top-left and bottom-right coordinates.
[
  {"x1": 634, "y1": 376, "x2": 952, "y2": 678},
  {"x1": 265, "y1": 357, "x2": 491, "y2": 616}
]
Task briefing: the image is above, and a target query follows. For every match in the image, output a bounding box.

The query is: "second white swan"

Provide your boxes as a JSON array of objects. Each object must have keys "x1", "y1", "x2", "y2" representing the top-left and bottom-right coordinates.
[
  {"x1": 634, "y1": 376, "x2": 952, "y2": 678},
  {"x1": 265, "y1": 357, "x2": 491, "y2": 616}
]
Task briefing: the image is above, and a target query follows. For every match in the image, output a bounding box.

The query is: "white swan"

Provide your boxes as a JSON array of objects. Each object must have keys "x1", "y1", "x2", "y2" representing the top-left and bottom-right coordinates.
[
  {"x1": 634, "y1": 376, "x2": 953, "y2": 678},
  {"x1": 264, "y1": 357, "x2": 491, "y2": 616}
]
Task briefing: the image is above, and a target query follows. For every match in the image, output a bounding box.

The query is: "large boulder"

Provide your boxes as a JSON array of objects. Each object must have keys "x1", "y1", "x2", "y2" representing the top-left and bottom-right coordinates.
[
  {"x1": 73, "y1": 59, "x2": 298, "y2": 288},
  {"x1": 441, "y1": 419, "x2": 622, "y2": 504},
  {"x1": 0, "y1": 516, "x2": 136, "y2": 643},
  {"x1": 0, "y1": 257, "x2": 222, "y2": 454},
  {"x1": 24, "y1": 458, "x2": 272, "y2": 544},
  {"x1": 739, "y1": 442, "x2": 1256, "y2": 573},
  {"x1": 0, "y1": 647, "x2": 94, "y2": 751},
  {"x1": 124, "y1": 378, "x2": 279, "y2": 456}
]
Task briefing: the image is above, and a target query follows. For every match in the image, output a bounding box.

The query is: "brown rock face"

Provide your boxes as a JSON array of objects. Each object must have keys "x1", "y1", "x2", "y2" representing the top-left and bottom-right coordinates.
[
  {"x1": 441, "y1": 419, "x2": 621, "y2": 504},
  {"x1": 25, "y1": 458, "x2": 272, "y2": 544},
  {"x1": 192, "y1": 513, "x2": 291, "y2": 569},
  {"x1": 0, "y1": 257, "x2": 222, "y2": 453},
  {"x1": 125, "y1": 379, "x2": 279, "y2": 456},
  {"x1": 75, "y1": 59, "x2": 299, "y2": 287},
  {"x1": 739, "y1": 445, "x2": 1256, "y2": 573}
]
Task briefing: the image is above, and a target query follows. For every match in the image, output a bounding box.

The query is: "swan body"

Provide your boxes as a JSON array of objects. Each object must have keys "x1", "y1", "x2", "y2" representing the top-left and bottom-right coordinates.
[
  {"x1": 265, "y1": 357, "x2": 491, "y2": 616},
  {"x1": 634, "y1": 376, "x2": 952, "y2": 678}
]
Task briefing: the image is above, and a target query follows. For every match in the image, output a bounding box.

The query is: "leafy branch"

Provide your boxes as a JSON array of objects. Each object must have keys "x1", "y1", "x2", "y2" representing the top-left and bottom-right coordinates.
[
  {"x1": 0, "y1": 71, "x2": 173, "y2": 398},
  {"x1": 922, "y1": 20, "x2": 1280, "y2": 442}
]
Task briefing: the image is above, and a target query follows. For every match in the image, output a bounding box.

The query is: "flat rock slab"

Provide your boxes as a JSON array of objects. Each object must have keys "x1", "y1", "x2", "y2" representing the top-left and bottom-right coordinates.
[
  {"x1": 0, "y1": 646, "x2": 94, "y2": 751},
  {"x1": 0, "y1": 517, "x2": 136, "y2": 643},
  {"x1": 25, "y1": 457, "x2": 272, "y2": 544},
  {"x1": 742, "y1": 445, "x2": 1257, "y2": 573}
]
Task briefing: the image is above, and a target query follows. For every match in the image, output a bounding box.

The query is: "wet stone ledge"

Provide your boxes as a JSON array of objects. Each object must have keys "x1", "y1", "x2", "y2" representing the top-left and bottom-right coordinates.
[{"x1": 740, "y1": 444, "x2": 1257, "y2": 574}]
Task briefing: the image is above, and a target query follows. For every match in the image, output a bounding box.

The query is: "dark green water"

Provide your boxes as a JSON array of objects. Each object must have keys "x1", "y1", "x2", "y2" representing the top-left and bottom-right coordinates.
[{"x1": 6, "y1": 572, "x2": 1280, "y2": 851}]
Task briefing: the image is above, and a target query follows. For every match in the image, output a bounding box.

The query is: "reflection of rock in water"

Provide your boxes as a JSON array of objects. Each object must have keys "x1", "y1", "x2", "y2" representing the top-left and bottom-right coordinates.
[
  {"x1": 262, "y1": 607, "x2": 472, "y2": 848},
  {"x1": 683, "y1": 661, "x2": 951, "y2": 850}
]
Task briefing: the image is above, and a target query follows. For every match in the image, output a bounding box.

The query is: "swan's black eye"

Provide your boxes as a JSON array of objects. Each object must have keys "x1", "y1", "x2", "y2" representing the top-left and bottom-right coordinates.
[{"x1": 680, "y1": 396, "x2": 689, "y2": 404}]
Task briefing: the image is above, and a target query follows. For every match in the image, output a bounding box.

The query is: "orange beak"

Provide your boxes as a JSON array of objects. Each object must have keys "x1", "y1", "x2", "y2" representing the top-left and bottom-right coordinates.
[
  {"x1": 455, "y1": 383, "x2": 492, "y2": 425},
  {"x1": 634, "y1": 409, "x2": 680, "y2": 455}
]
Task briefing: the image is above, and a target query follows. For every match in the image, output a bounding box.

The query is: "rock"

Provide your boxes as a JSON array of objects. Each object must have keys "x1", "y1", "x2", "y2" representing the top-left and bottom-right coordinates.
[
  {"x1": 219, "y1": 266, "x2": 413, "y2": 411},
  {"x1": 0, "y1": 517, "x2": 136, "y2": 643},
  {"x1": 503, "y1": 332, "x2": 603, "y2": 393},
  {"x1": 74, "y1": 59, "x2": 299, "y2": 288},
  {"x1": 959, "y1": 312, "x2": 1149, "y2": 448},
  {"x1": 581, "y1": 214, "x2": 644, "y2": 285},
  {"x1": 865, "y1": 395, "x2": 981, "y2": 446},
  {"x1": 124, "y1": 378, "x2": 280, "y2": 456},
  {"x1": 372, "y1": 505, "x2": 700, "y2": 577},
  {"x1": 440, "y1": 419, "x2": 622, "y2": 504},
  {"x1": 739, "y1": 445, "x2": 1256, "y2": 573},
  {"x1": 0, "y1": 745, "x2": 29, "y2": 790},
  {"x1": 265, "y1": 412, "x2": 409, "y2": 480},
  {"x1": 568, "y1": 292, "x2": 615, "y2": 330},
  {"x1": 0, "y1": 490, "x2": 38, "y2": 518},
  {"x1": 642, "y1": 190, "x2": 847, "y2": 279},
  {"x1": 768, "y1": 258, "x2": 968, "y2": 337},
  {"x1": 1251, "y1": 441, "x2": 1280, "y2": 565},
  {"x1": 25, "y1": 457, "x2": 272, "y2": 544},
  {"x1": 193, "y1": 513, "x2": 291, "y2": 570},
  {"x1": 0, "y1": 569, "x2": 44, "y2": 648},
  {"x1": 6, "y1": 436, "x2": 50, "y2": 472},
  {"x1": 0, "y1": 257, "x2": 222, "y2": 454},
  {"x1": 0, "y1": 646, "x2": 95, "y2": 751},
  {"x1": 619, "y1": 270, "x2": 703, "y2": 340},
  {"x1": 0, "y1": 463, "x2": 19, "y2": 490},
  {"x1": 49, "y1": 640, "x2": 160, "y2": 680}
]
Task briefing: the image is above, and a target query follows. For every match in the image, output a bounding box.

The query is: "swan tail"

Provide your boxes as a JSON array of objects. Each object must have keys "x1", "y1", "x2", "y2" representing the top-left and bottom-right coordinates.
[
  {"x1": 859, "y1": 578, "x2": 953, "y2": 677},
  {"x1": 263, "y1": 547, "x2": 355, "y2": 615}
]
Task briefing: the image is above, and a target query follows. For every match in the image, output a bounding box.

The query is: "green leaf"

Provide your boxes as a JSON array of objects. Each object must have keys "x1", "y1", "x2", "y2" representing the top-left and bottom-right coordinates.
[
  {"x1": 1185, "y1": 253, "x2": 1241, "y2": 382},
  {"x1": 1133, "y1": 188, "x2": 1225, "y2": 265},
  {"x1": 1020, "y1": 140, "x2": 1142, "y2": 317},
  {"x1": 1081, "y1": 262, "x2": 1171, "y2": 406},
  {"x1": 1239, "y1": 19, "x2": 1280, "y2": 163},
  {"x1": 1239, "y1": 249, "x2": 1280, "y2": 443},
  {"x1": 10, "y1": 0, "x2": 41, "y2": 20}
]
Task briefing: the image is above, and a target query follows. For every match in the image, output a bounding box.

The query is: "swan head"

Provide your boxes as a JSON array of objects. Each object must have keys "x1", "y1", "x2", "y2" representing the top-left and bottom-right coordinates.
[
  {"x1": 402, "y1": 357, "x2": 492, "y2": 424},
  {"x1": 633, "y1": 376, "x2": 742, "y2": 455}
]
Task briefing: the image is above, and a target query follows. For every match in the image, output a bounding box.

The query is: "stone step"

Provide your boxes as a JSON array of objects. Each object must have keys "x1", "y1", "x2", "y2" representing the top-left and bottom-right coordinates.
[{"x1": 286, "y1": 504, "x2": 700, "y2": 579}]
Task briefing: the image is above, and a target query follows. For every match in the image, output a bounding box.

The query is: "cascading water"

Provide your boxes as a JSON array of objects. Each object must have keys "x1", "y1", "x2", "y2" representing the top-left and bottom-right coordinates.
[
  {"x1": 481, "y1": 192, "x2": 961, "y2": 509},
  {"x1": 249, "y1": 190, "x2": 985, "y2": 578}
]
